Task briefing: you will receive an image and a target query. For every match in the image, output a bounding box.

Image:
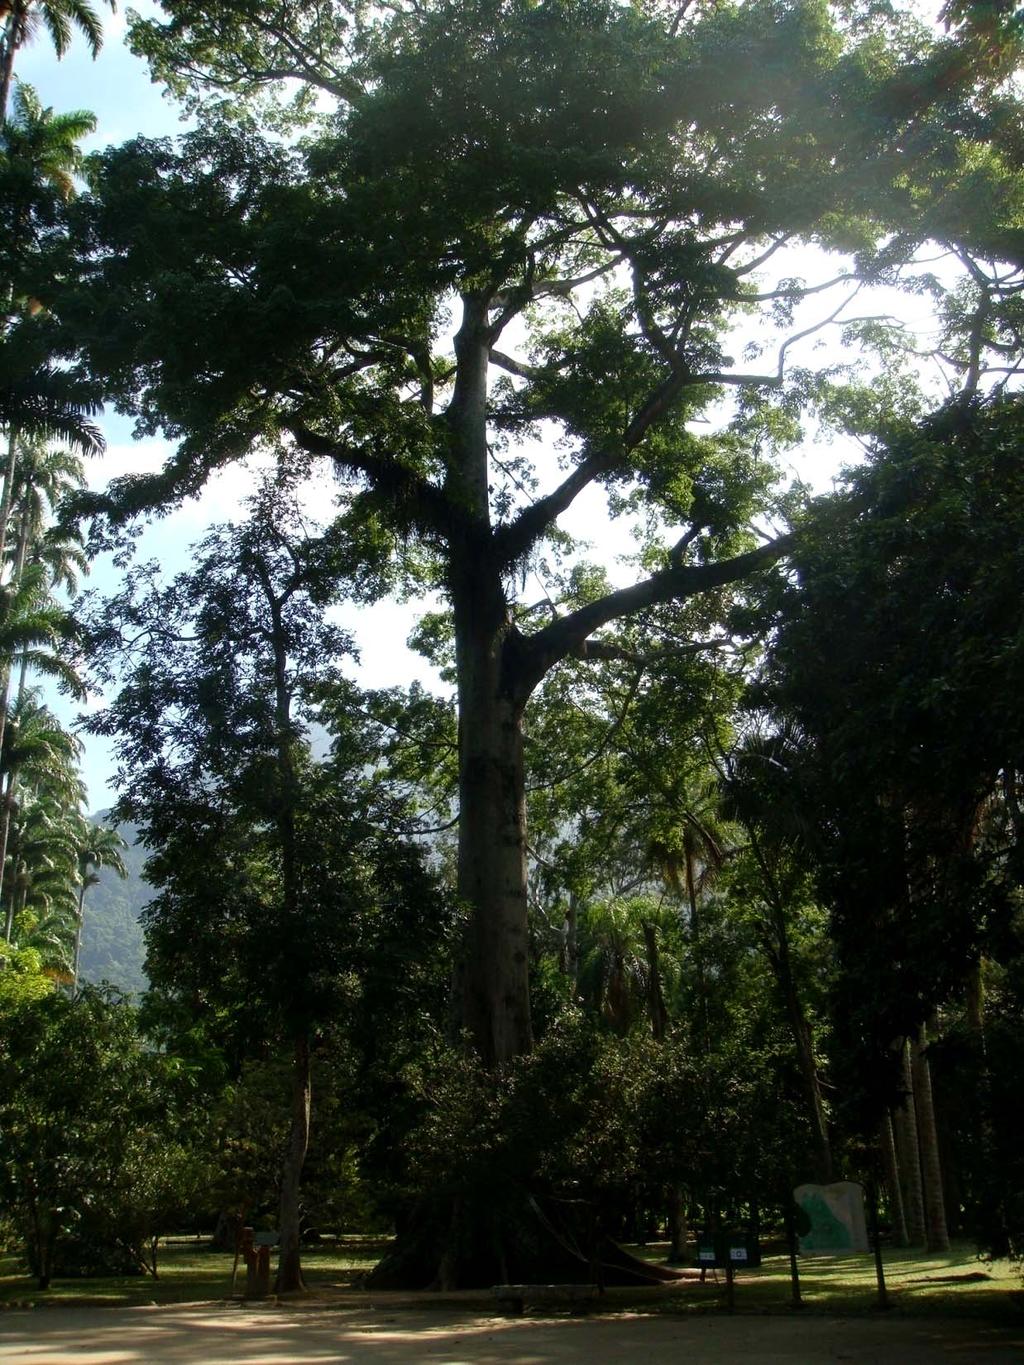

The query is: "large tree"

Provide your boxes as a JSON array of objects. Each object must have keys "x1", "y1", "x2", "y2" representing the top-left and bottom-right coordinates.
[
  {"x1": 85, "y1": 480, "x2": 453, "y2": 1291},
  {"x1": 56, "y1": 0, "x2": 1024, "y2": 1085}
]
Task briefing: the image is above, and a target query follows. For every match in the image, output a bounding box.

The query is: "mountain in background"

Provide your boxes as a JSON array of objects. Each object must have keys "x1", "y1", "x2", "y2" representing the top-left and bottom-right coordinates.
[{"x1": 78, "y1": 818, "x2": 151, "y2": 997}]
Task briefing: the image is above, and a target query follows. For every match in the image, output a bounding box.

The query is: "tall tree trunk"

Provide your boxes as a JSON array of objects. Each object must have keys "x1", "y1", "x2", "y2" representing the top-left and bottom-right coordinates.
[
  {"x1": 448, "y1": 293, "x2": 532, "y2": 1068},
  {"x1": 275, "y1": 1033, "x2": 311, "y2": 1293},
  {"x1": 0, "y1": 16, "x2": 24, "y2": 124},
  {"x1": 893, "y1": 1039, "x2": 926, "y2": 1245},
  {"x1": 911, "y1": 1022, "x2": 950, "y2": 1252},
  {"x1": 257, "y1": 560, "x2": 311, "y2": 1293},
  {"x1": 454, "y1": 610, "x2": 532, "y2": 1066},
  {"x1": 768, "y1": 902, "x2": 831, "y2": 1182},
  {"x1": 748, "y1": 830, "x2": 832, "y2": 1182},
  {"x1": 667, "y1": 1185, "x2": 688, "y2": 1260},
  {"x1": 881, "y1": 1111, "x2": 909, "y2": 1246}
]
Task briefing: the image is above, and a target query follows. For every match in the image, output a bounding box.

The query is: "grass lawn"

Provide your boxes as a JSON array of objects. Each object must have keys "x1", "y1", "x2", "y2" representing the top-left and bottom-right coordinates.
[
  {"x1": 626, "y1": 1239, "x2": 1023, "y2": 1321},
  {"x1": 1, "y1": 1234, "x2": 1019, "y2": 1322},
  {"x1": 0, "y1": 1235, "x2": 386, "y2": 1309}
]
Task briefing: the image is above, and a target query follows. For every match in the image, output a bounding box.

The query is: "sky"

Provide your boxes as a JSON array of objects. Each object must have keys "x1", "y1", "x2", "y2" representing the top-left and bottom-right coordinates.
[{"x1": 15, "y1": 4, "x2": 938, "y2": 811}]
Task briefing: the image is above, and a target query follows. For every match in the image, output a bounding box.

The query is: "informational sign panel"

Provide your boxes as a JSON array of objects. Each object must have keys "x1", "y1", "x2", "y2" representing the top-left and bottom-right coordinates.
[
  {"x1": 695, "y1": 1232, "x2": 762, "y2": 1269},
  {"x1": 793, "y1": 1180, "x2": 869, "y2": 1254}
]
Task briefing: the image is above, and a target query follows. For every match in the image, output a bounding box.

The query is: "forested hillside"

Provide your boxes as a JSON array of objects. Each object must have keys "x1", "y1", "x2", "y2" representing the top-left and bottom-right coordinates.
[{"x1": 77, "y1": 821, "x2": 149, "y2": 996}]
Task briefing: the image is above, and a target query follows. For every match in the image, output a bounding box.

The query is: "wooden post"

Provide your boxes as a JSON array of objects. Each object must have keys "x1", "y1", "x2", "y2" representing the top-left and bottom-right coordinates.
[{"x1": 725, "y1": 1258, "x2": 736, "y2": 1313}]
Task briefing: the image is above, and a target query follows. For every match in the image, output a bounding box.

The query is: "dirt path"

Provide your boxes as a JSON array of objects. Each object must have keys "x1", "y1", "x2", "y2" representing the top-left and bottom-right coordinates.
[{"x1": 1, "y1": 1303, "x2": 1022, "y2": 1364}]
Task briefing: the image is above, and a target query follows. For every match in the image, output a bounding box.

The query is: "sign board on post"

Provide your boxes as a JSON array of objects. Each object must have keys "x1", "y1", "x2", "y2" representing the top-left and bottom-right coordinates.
[
  {"x1": 793, "y1": 1181, "x2": 869, "y2": 1254},
  {"x1": 695, "y1": 1232, "x2": 761, "y2": 1269}
]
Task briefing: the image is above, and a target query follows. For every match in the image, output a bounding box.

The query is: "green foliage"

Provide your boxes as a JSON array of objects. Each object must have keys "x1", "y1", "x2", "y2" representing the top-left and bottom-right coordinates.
[
  {"x1": 0, "y1": 988, "x2": 194, "y2": 1285},
  {"x1": 395, "y1": 1005, "x2": 810, "y2": 1241}
]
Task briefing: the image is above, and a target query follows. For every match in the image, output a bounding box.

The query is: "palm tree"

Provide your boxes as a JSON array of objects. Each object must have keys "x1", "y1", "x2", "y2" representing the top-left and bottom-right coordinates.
[
  {"x1": 1, "y1": 89, "x2": 101, "y2": 575},
  {"x1": 0, "y1": 558, "x2": 84, "y2": 784},
  {"x1": 0, "y1": 686, "x2": 82, "y2": 933},
  {"x1": 5, "y1": 795, "x2": 79, "y2": 967},
  {"x1": 1, "y1": 0, "x2": 112, "y2": 120},
  {"x1": 577, "y1": 896, "x2": 679, "y2": 1038},
  {"x1": 647, "y1": 794, "x2": 730, "y2": 1049},
  {"x1": 71, "y1": 817, "x2": 127, "y2": 989}
]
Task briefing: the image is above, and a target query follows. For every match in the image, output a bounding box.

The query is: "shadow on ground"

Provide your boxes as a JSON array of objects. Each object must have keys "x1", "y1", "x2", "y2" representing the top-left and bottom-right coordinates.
[{"x1": 1, "y1": 1303, "x2": 1023, "y2": 1364}]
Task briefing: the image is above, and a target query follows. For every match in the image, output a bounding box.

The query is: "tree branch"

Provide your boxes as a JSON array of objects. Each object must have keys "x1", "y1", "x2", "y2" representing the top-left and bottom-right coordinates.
[
  {"x1": 286, "y1": 420, "x2": 459, "y2": 538},
  {"x1": 510, "y1": 532, "x2": 795, "y2": 699}
]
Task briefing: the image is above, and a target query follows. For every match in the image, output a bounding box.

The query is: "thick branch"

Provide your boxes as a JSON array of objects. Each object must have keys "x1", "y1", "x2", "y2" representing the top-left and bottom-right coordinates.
[
  {"x1": 287, "y1": 420, "x2": 459, "y2": 538},
  {"x1": 511, "y1": 532, "x2": 795, "y2": 699},
  {"x1": 489, "y1": 349, "x2": 565, "y2": 382}
]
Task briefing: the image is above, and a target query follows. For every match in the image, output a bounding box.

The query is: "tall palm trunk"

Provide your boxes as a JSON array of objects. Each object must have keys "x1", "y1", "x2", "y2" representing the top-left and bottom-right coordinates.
[
  {"x1": 0, "y1": 12, "x2": 27, "y2": 122},
  {"x1": 747, "y1": 828, "x2": 832, "y2": 1181},
  {"x1": 881, "y1": 1111, "x2": 909, "y2": 1246},
  {"x1": 683, "y1": 847, "x2": 711, "y2": 1049},
  {"x1": 0, "y1": 430, "x2": 18, "y2": 570},
  {"x1": 71, "y1": 876, "x2": 87, "y2": 989},
  {"x1": 640, "y1": 920, "x2": 668, "y2": 1042},
  {"x1": 911, "y1": 1022, "x2": 950, "y2": 1252},
  {"x1": 0, "y1": 765, "x2": 20, "y2": 941},
  {"x1": 0, "y1": 431, "x2": 19, "y2": 815},
  {"x1": 893, "y1": 1039, "x2": 927, "y2": 1245}
]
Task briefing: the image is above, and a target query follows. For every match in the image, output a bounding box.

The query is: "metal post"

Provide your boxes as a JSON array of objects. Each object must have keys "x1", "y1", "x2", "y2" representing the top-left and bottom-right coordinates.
[
  {"x1": 785, "y1": 1199, "x2": 802, "y2": 1309},
  {"x1": 869, "y1": 1180, "x2": 889, "y2": 1310}
]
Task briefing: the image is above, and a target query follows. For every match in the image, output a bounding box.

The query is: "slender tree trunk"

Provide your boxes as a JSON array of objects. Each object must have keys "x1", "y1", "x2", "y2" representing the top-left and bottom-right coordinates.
[
  {"x1": 0, "y1": 428, "x2": 19, "y2": 573},
  {"x1": 559, "y1": 890, "x2": 579, "y2": 979},
  {"x1": 893, "y1": 1039, "x2": 926, "y2": 1245},
  {"x1": 748, "y1": 830, "x2": 832, "y2": 1182},
  {"x1": 965, "y1": 960, "x2": 985, "y2": 1037},
  {"x1": 880, "y1": 1111, "x2": 909, "y2": 1246},
  {"x1": 275, "y1": 1033, "x2": 311, "y2": 1293},
  {"x1": 0, "y1": 429, "x2": 19, "y2": 831},
  {"x1": 684, "y1": 849, "x2": 710, "y2": 1048},
  {"x1": 72, "y1": 880, "x2": 87, "y2": 989},
  {"x1": 641, "y1": 919, "x2": 668, "y2": 1041},
  {"x1": 911, "y1": 1022, "x2": 950, "y2": 1252},
  {"x1": 0, "y1": 768, "x2": 19, "y2": 941},
  {"x1": 769, "y1": 903, "x2": 831, "y2": 1182}
]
